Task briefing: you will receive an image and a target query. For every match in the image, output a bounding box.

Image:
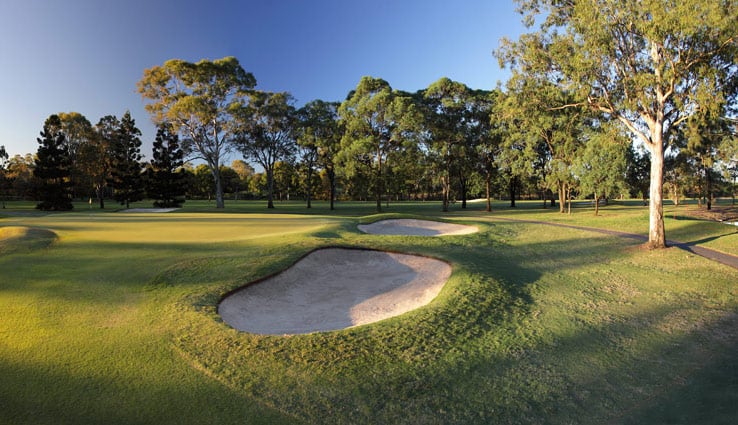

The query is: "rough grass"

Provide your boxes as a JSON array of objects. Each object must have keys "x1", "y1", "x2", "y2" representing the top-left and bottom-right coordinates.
[{"x1": 0, "y1": 200, "x2": 737, "y2": 424}]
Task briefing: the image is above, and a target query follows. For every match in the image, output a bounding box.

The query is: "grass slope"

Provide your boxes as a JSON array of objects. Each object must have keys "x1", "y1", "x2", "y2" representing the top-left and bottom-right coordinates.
[{"x1": 1, "y1": 200, "x2": 737, "y2": 424}]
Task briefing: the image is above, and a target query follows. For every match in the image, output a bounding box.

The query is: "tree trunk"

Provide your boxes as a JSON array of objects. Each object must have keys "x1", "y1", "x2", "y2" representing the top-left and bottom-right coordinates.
[
  {"x1": 646, "y1": 138, "x2": 666, "y2": 248},
  {"x1": 212, "y1": 168, "x2": 225, "y2": 209},
  {"x1": 509, "y1": 177, "x2": 516, "y2": 208},
  {"x1": 441, "y1": 175, "x2": 450, "y2": 212},
  {"x1": 97, "y1": 184, "x2": 105, "y2": 209},
  {"x1": 542, "y1": 187, "x2": 548, "y2": 208},
  {"x1": 306, "y1": 166, "x2": 313, "y2": 209},
  {"x1": 266, "y1": 167, "x2": 275, "y2": 209},
  {"x1": 594, "y1": 191, "x2": 599, "y2": 216},
  {"x1": 567, "y1": 186, "x2": 572, "y2": 215},
  {"x1": 558, "y1": 182, "x2": 566, "y2": 213},
  {"x1": 328, "y1": 168, "x2": 336, "y2": 211},
  {"x1": 485, "y1": 175, "x2": 492, "y2": 212},
  {"x1": 459, "y1": 173, "x2": 468, "y2": 209},
  {"x1": 706, "y1": 167, "x2": 712, "y2": 211}
]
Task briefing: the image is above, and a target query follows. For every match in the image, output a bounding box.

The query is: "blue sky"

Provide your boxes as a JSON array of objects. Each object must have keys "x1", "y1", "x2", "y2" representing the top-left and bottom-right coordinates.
[{"x1": 0, "y1": 0, "x2": 526, "y2": 159}]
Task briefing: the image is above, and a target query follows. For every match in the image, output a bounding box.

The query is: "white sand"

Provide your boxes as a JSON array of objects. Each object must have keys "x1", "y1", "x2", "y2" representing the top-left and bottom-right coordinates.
[
  {"x1": 358, "y1": 219, "x2": 477, "y2": 236},
  {"x1": 218, "y1": 248, "x2": 451, "y2": 335}
]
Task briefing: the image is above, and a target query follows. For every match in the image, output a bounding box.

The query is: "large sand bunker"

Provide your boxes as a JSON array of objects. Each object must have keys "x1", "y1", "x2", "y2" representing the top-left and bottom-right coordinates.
[
  {"x1": 218, "y1": 248, "x2": 452, "y2": 335},
  {"x1": 358, "y1": 219, "x2": 477, "y2": 236}
]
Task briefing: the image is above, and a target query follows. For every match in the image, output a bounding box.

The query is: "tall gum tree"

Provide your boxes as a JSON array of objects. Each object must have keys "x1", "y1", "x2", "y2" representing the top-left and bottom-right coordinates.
[
  {"x1": 339, "y1": 77, "x2": 420, "y2": 212},
  {"x1": 137, "y1": 57, "x2": 256, "y2": 208},
  {"x1": 297, "y1": 100, "x2": 342, "y2": 210},
  {"x1": 498, "y1": 0, "x2": 738, "y2": 248},
  {"x1": 235, "y1": 91, "x2": 297, "y2": 209}
]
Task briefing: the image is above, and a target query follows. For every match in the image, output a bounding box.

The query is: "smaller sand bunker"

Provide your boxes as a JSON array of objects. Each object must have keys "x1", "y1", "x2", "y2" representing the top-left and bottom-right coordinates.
[
  {"x1": 218, "y1": 248, "x2": 451, "y2": 335},
  {"x1": 358, "y1": 219, "x2": 477, "y2": 236}
]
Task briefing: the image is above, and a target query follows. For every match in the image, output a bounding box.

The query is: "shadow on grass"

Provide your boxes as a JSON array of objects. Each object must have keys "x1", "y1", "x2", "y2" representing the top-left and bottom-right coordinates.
[{"x1": 0, "y1": 355, "x2": 294, "y2": 425}]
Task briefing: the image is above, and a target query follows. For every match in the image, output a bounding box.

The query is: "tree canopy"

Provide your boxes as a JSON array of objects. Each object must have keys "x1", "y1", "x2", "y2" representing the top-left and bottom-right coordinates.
[
  {"x1": 137, "y1": 57, "x2": 256, "y2": 208},
  {"x1": 498, "y1": 0, "x2": 738, "y2": 248}
]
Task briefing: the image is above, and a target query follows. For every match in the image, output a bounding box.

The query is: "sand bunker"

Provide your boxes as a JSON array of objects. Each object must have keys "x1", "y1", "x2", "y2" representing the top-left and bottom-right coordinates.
[
  {"x1": 218, "y1": 248, "x2": 451, "y2": 335},
  {"x1": 358, "y1": 219, "x2": 477, "y2": 236}
]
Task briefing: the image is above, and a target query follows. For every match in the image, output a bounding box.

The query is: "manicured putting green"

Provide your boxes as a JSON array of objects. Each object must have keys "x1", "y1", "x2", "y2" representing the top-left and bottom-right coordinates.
[{"x1": 357, "y1": 218, "x2": 478, "y2": 236}]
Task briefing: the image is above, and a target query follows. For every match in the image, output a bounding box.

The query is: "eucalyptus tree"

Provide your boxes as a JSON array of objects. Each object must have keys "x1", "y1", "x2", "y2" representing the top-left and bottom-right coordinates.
[
  {"x1": 467, "y1": 88, "x2": 501, "y2": 212},
  {"x1": 77, "y1": 115, "x2": 118, "y2": 208},
  {"x1": 498, "y1": 0, "x2": 738, "y2": 248},
  {"x1": 682, "y1": 110, "x2": 736, "y2": 210},
  {"x1": 137, "y1": 57, "x2": 256, "y2": 208},
  {"x1": 422, "y1": 77, "x2": 473, "y2": 212},
  {"x1": 339, "y1": 77, "x2": 420, "y2": 212},
  {"x1": 575, "y1": 124, "x2": 628, "y2": 215},
  {"x1": 57, "y1": 112, "x2": 93, "y2": 197},
  {"x1": 34, "y1": 115, "x2": 73, "y2": 211},
  {"x1": 235, "y1": 91, "x2": 297, "y2": 209},
  {"x1": 297, "y1": 100, "x2": 342, "y2": 209},
  {"x1": 498, "y1": 74, "x2": 585, "y2": 212},
  {"x1": 5, "y1": 154, "x2": 34, "y2": 201}
]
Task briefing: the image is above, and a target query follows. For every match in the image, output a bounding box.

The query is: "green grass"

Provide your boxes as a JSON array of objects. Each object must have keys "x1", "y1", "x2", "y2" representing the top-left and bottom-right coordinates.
[{"x1": 1, "y1": 199, "x2": 737, "y2": 424}]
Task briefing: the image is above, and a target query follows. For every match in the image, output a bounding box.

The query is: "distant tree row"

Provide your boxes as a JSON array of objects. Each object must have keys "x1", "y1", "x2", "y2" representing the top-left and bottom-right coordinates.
[
  {"x1": 15, "y1": 112, "x2": 186, "y2": 211},
  {"x1": 1, "y1": 67, "x2": 735, "y2": 215},
  {"x1": 4, "y1": 0, "x2": 738, "y2": 245}
]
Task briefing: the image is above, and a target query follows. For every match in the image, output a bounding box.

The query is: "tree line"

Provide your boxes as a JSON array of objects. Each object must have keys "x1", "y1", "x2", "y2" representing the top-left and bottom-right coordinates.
[
  {"x1": 0, "y1": 61, "x2": 736, "y2": 216},
  {"x1": 1, "y1": 1, "x2": 737, "y2": 250}
]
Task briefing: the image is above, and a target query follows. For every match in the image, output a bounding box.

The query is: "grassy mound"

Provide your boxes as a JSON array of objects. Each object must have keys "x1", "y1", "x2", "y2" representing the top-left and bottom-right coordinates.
[{"x1": 0, "y1": 226, "x2": 57, "y2": 255}]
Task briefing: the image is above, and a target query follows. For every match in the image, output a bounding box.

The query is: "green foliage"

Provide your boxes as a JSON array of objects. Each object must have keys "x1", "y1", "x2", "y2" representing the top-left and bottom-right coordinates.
[
  {"x1": 235, "y1": 91, "x2": 297, "y2": 208},
  {"x1": 574, "y1": 125, "x2": 628, "y2": 214},
  {"x1": 500, "y1": 0, "x2": 738, "y2": 247},
  {"x1": 137, "y1": 57, "x2": 257, "y2": 208},
  {"x1": 34, "y1": 114, "x2": 74, "y2": 211},
  {"x1": 147, "y1": 123, "x2": 186, "y2": 208},
  {"x1": 297, "y1": 100, "x2": 342, "y2": 209},
  {"x1": 338, "y1": 77, "x2": 421, "y2": 212},
  {"x1": 108, "y1": 112, "x2": 144, "y2": 209}
]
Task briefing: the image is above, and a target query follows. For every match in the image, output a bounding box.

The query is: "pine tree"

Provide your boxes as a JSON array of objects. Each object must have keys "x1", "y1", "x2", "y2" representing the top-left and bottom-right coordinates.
[
  {"x1": 108, "y1": 111, "x2": 144, "y2": 209},
  {"x1": 34, "y1": 115, "x2": 73, "y2": 210},
  {"x1": 147, "y1": 123, "x2": 186, "y2": 208}
]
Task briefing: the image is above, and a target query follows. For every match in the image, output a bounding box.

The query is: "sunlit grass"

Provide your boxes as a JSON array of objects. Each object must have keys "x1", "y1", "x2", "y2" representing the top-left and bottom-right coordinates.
[{"x1": 0, "y1": 199, "x2": 736, "y2": 424}]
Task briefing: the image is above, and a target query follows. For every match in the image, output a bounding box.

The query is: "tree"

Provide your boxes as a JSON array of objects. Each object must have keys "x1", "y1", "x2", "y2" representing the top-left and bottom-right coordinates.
[
  {"x1": 339, "y1": 77, "x2": 420, "y2": 212},
  {"x1": 500, "y1": 72, "x2": 586, "y2": 213},
  {"x1": 34, "y1": 115, "x2": 73, "y2": 211},
  {"x1": 137, "y1": 57, "x2": 256, "y2": 208},
  {"x1": 57, "y1": 112, "x2": 93, "y2": 198},
  {"x1": 297, "y1": 100, "x2": 342, "y2": 209},
  {"x1": 467, "y1": 89, "x2": 501, "y2": 212},
  {"x1": 422, "y1": 77, "x2": 474, "y2": 212},
  {"x1": 147, "y1": 123, "x2": 186, "y2": 208},
  {"x1": 575, "y1": 125, "x2": 628, "y2": 215},
  {"x1": 74, "y1": 115, "x2": 118, "y2": 209},
  {"x1": 108, "y1": 112, "x2": 144, "y2": 208},
  {"x1": 624, "y1": 144, "x2": 651, "y2": 205},
  {"x1": 235, "y1": 91, "x2": 297, "y2": 208},
  {"x1": 499, "y1": 0, "x2": 738, "y2": 248},
  {"x1": 682, "y1": 109, "x2": 734, "y2": 210},
  {"x1": 231, "y1": 159, "x2": 255, "y2": 199},
  {"x1": 0, "y1": 146, "x2": 8, "y2": 208},
  {"x1": 5, "y1": 154, "x2": 35, "y2": 201}
]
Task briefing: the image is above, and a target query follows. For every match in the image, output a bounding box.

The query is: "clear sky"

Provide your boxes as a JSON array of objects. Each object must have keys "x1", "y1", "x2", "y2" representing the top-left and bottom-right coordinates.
[{"x1": 0, "y1": 0, "x2": 526, "y2": 160}]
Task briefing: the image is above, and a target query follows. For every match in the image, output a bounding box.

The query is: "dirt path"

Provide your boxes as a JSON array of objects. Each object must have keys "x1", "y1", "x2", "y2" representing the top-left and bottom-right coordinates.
[{"x1": 492, "y1": 217, "x2": 738, "y2": 271}]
